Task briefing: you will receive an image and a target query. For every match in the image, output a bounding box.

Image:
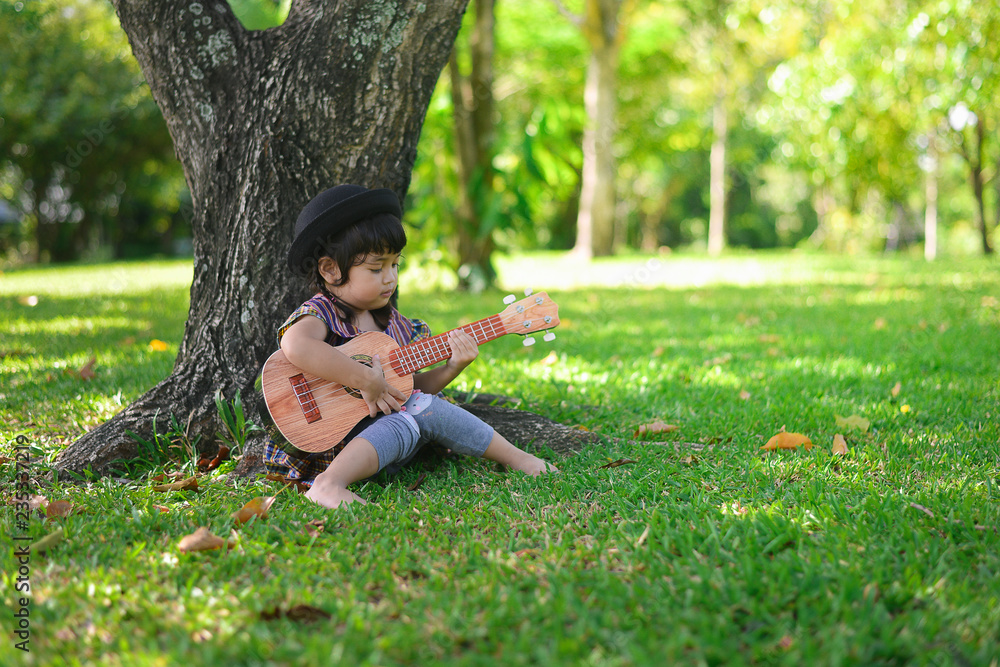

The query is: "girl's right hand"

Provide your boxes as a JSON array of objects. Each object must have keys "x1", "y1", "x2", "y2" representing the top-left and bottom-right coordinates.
[{"x1": 359, "y1": 354, "x2": 406, "y2": 417}]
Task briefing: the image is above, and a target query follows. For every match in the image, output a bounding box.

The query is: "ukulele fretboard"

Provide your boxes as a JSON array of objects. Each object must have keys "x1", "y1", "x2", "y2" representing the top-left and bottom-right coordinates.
[{"x1": 389, "y1": 315, "x2": 504, "y2": 376}]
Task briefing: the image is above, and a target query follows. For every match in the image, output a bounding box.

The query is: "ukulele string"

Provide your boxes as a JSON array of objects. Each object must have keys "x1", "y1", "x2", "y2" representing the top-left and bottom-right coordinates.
[{"x1": 290, "y1": 318, "x2": 512, "y2": 412}]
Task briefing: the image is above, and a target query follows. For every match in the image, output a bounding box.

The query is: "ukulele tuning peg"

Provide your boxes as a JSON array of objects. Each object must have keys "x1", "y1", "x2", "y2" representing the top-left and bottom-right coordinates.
[
  {"x1": 524, "y1": 287, "x2": 533, "y2": 296},
  {"x1": 543, "y1": 332, "x2": 556, "y2": 342},
  {"x1": 522, "y1": 336, "x2": 536, "y2": 347},
  {"x1": 503, "y1": 294, "x2": 516, "y2": 305}
]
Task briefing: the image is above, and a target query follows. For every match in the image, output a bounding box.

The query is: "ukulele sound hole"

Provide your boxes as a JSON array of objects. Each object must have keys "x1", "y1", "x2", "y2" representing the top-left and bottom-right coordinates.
[{"x1": 344, "y1": 353, "x2": 374, "y2": 399}]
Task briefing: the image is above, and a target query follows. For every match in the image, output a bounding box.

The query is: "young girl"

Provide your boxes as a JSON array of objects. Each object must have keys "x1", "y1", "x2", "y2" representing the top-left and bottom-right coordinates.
[{"x1": 263, "y1": 184, "x2": 556, "y2": 508}]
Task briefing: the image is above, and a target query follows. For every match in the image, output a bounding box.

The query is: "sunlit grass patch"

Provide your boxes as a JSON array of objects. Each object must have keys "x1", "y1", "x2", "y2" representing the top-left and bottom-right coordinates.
[{"x1": 1, "y1": 252, "x2": 998, "y2": 666}]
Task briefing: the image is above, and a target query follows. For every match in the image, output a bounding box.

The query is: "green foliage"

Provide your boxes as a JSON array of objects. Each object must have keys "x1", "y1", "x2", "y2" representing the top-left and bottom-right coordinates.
[
  {"x1": 0, "y1": 0, "x2": 184, "y2": 263},
  {"x1": 214, "y1": 388, "x2": 262, "y2": 454}
]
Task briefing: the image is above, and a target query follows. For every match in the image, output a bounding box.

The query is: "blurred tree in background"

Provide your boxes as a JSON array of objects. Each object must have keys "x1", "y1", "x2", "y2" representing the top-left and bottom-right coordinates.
[
  {"x1": 0, "y1": 0, "x2": 184, "y2": 262},
  {"x1": 2, "y1": 0, "x2": 997, "y2": 271}
]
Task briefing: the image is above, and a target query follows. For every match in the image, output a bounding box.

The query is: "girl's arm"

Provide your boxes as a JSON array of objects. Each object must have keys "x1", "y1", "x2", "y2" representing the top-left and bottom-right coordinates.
[
  {"x1": 280, "y1": 316, "x2": 406, "y2": 417},
  {"x1": 412, "y1": 329, "x2": 479, "y2": 395}
]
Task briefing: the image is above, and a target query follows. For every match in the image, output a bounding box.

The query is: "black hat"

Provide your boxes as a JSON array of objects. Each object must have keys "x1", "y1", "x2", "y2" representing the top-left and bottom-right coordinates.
[{"x1": 288, "y1": 184, "x2": 401, "y2": 271}]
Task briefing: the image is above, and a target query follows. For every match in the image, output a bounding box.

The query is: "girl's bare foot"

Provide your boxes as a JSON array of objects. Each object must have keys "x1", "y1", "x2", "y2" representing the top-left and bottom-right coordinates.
[
  {"x1": 304, "y1": 483, "x2": 368, "y2": 509},
  {"x1": 510, "y1": 455, "x2": 559, "y2": 477}
]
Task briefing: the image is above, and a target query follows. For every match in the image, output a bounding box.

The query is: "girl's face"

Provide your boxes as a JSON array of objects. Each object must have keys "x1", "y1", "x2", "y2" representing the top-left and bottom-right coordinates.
[{"x1": 319, "y1": 252, "x2": 400, "y2": 311}]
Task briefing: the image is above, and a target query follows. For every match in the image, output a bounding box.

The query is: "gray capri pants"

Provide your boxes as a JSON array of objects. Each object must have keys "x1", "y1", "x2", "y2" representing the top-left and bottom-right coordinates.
[{"x1": 354, "y1": 391, "x2": 494, "y2": 473}]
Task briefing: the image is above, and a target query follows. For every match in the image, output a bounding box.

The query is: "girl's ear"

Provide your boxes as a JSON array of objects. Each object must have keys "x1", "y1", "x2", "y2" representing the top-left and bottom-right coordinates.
[{"x1": 318, "y1": 257, "x2": 341, "y2": 285}]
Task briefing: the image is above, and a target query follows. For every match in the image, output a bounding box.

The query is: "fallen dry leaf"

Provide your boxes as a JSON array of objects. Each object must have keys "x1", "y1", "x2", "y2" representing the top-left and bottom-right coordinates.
[
  {"x1": 151, "y1": 505, "x2": 171, "y2": 513},
  {"x1": 761, "y1": 432, "x2": 813, "y2": 451},
  {"x1": 260, "y1": 604, "x2": 331, "y2": 623},
  {"x1": 77, "y1": 356, "x2": 97, "y2": 381},
  {"x1": 738, "y1": 389, "x2": 752, "y2": 401},
  {"x1": 232, "y1": 496, "x2": 276, "y2": 526},
  {"x1": 264, "y1": 473, "x2": 309, "y2": 494},
  {"x1": 28, "y1": 495, "x2": 49, "y2": 513},
  {"x1": 45, "y1": 500, "x2": 75, "y2": 518},
  {"x1": 832, "y1": 433, "x2": 848, "y2": 455},
  {"x1": 891, "y1": 382, "x2": 902, "y2": 398},
  {"x1": 635, "y1": 420, "x2": 680, "y2": 438},
  {"x1": 835, "y1": 414, "x2": 870, "y2": 432},
  {"x1": 152, "y1": 476, "x2": 199, "y2": 493},
  {"x1": 178, "y1": 526, "x2": 230, "y2": 553},
  {"x1": 599, "y1": 458, "x2": 638, "y2": 469},
  {"x1": 305, "y1": 519, "x2": 325, "y2": 538},
  {"x1": 406, "y1": 473, "x2": 428, "y2": 492}
]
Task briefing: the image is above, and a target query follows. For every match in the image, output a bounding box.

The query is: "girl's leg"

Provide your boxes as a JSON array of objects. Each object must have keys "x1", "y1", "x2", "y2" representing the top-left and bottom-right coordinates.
[
  {"x1": 305, "y1": 411, "x2": 423, "y2": 509},
  {"x1": 481, "y1": 430, "x2": 558, "y2": 476},
  {"x1": 304, "y1": 437, "x2": 380, "y2": 509},
  {"x1": 408, "y1": 395, "x2": 557, "y2": 475}
]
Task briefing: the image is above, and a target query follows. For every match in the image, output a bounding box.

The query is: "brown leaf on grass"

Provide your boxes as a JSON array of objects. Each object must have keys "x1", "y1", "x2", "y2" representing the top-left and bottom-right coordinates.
[
  {"x1": 178, "y1": 526, "x2": 230, "y2": 553},
  {"x1": 77, "y1": 356, "x2": 96, "y2": 381},
  {"x1": 28, "y1": 495, "x2": 49, "y2": 513},
  {"x1": 232, "y1": 496, "x2": 276, "y2": 526},
  {"x1": 264, "y1": 473, "x2": 309, "y2": 494},
  {"x1": 151, "y1": 505, "x2": 171, "y2": 513},
  {"x1": 635, "y1": 420, "x2": 679, "y2": 438},
  {"x1": 599, "y1": 458, "x2": 638, "y2": 469},
  {"x1": 406, "y1": 473, "x2": 428, "y2": 492},
  {"x1": 152, "y1": 471, "x2": 186, "y2": 482},
  {"x1": 209, "y1": 445, "x2": 230, "y2": 468},
  {"x1": 761, "y1": 432, "x2": 813, "y2": 451},
  {"x1": 260, "y1": 604, "x2": 331, "y2": 624},
  {"x1": 305, "y1": 519, "x2": 325, "y2": 538},
  {"x1": 45, "y1": 500, "x2": 76, "y2": 518},
  {"x1": 738, "y1": 389, "x2": 752, "y2": 401},
  {"x1": 152, "y1": 476, "x2": 199, "y2": 493},
  {"x1": 835, "y1": 414, "x2": 871, "y2": 432},
  {"x1": 891, "y1": 382, "x2": 902, "y2": 398},
  {"x1": 832, "y1": 434, "x2": 848, "y2": 456}
]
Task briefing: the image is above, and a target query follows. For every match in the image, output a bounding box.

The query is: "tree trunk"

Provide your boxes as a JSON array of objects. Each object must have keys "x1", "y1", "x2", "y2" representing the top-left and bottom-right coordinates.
[
  {"x1": 924, "y1": 137, "x2": 938, "y2": 261},
  {"x1": 564, "y1": 0, "x2": 623, "y2": 260},
  {"x1": 966, "y1": 113, "x2": 994, "y2": 255},
  {"x1": 449, "y1": 0, "x2": 498, "y2": 291},
  {"x1": 707, "y1": 81, "x2": 727, "y2": 257},
  {"x1": 54, "y1": 0, "x2": 470, "y2": 479}
]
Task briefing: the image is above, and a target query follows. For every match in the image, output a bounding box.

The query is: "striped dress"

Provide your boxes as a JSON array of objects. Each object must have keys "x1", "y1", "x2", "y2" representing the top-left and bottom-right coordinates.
[{"x1": 261, "y1": 294, "x2": 432, "y2": 485}]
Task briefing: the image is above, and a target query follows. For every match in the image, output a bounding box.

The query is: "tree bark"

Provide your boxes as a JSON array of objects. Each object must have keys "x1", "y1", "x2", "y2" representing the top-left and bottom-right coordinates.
[
  {"x1": 54, "y1": 0, "x2": 471, "y2": 479},
  {"x1": 449, "y1": 0, "x2": 498, "y2": 290},
  {"x1": 558, "y1": 0, "x2": 625, "y2": 260},
  {"x1": 707, "y1": 79, "x2": 727, "y2": 257}
]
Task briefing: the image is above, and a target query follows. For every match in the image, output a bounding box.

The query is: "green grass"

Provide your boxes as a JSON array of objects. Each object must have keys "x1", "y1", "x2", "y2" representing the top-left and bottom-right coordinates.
[{"x1": 2, "y1": 252, "x2": 999, "y2": 666}]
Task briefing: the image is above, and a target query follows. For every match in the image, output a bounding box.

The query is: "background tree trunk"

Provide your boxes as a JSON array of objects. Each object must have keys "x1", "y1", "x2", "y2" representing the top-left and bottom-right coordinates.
[
  {"x1": 556, "y1": 0, "x2": 626, "y2": 260},
  {"x1": 54, "y1": 0, "x2": 470, "y2": 479},
  {"x1": 707, "y1": 81, "x2": 727, "y2": 257},
  {"x1": 449, "y1": 0, "x2": 498, "y2": 291}
]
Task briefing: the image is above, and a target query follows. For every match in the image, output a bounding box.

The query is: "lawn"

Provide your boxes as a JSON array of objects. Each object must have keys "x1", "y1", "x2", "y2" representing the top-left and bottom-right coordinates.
[{"x1": 2, "y1": 251, "x2": 999, "y2": 666}]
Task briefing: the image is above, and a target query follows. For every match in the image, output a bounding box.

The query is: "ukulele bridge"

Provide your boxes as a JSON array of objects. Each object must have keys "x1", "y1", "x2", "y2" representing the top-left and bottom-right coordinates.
[{"x1": 289, "y1": 373, "x2": 322, "y2": 423}]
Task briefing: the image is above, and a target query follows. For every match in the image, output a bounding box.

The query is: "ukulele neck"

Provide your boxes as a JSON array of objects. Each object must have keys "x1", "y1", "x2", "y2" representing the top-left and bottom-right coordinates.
[{"x1": 389, "y1": 315, "x2": 504, "y2": 377}]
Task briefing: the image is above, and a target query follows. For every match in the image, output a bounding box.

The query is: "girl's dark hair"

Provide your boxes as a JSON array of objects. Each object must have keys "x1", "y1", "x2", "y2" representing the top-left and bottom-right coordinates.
[{"x1": 294, "y1": 212, "x2": 406, "y2": 329}]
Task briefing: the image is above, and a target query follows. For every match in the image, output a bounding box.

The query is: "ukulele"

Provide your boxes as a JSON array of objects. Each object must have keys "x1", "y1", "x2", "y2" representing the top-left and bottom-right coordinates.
[{"x1": 260, "y1": 291, "x2": 560, "y2": 453}]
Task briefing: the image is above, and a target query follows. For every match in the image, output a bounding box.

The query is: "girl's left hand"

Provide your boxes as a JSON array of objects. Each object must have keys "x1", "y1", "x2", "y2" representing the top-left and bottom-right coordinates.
[{"x1": 446, "y1": 329, "x2": 479, "y2": 372}]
